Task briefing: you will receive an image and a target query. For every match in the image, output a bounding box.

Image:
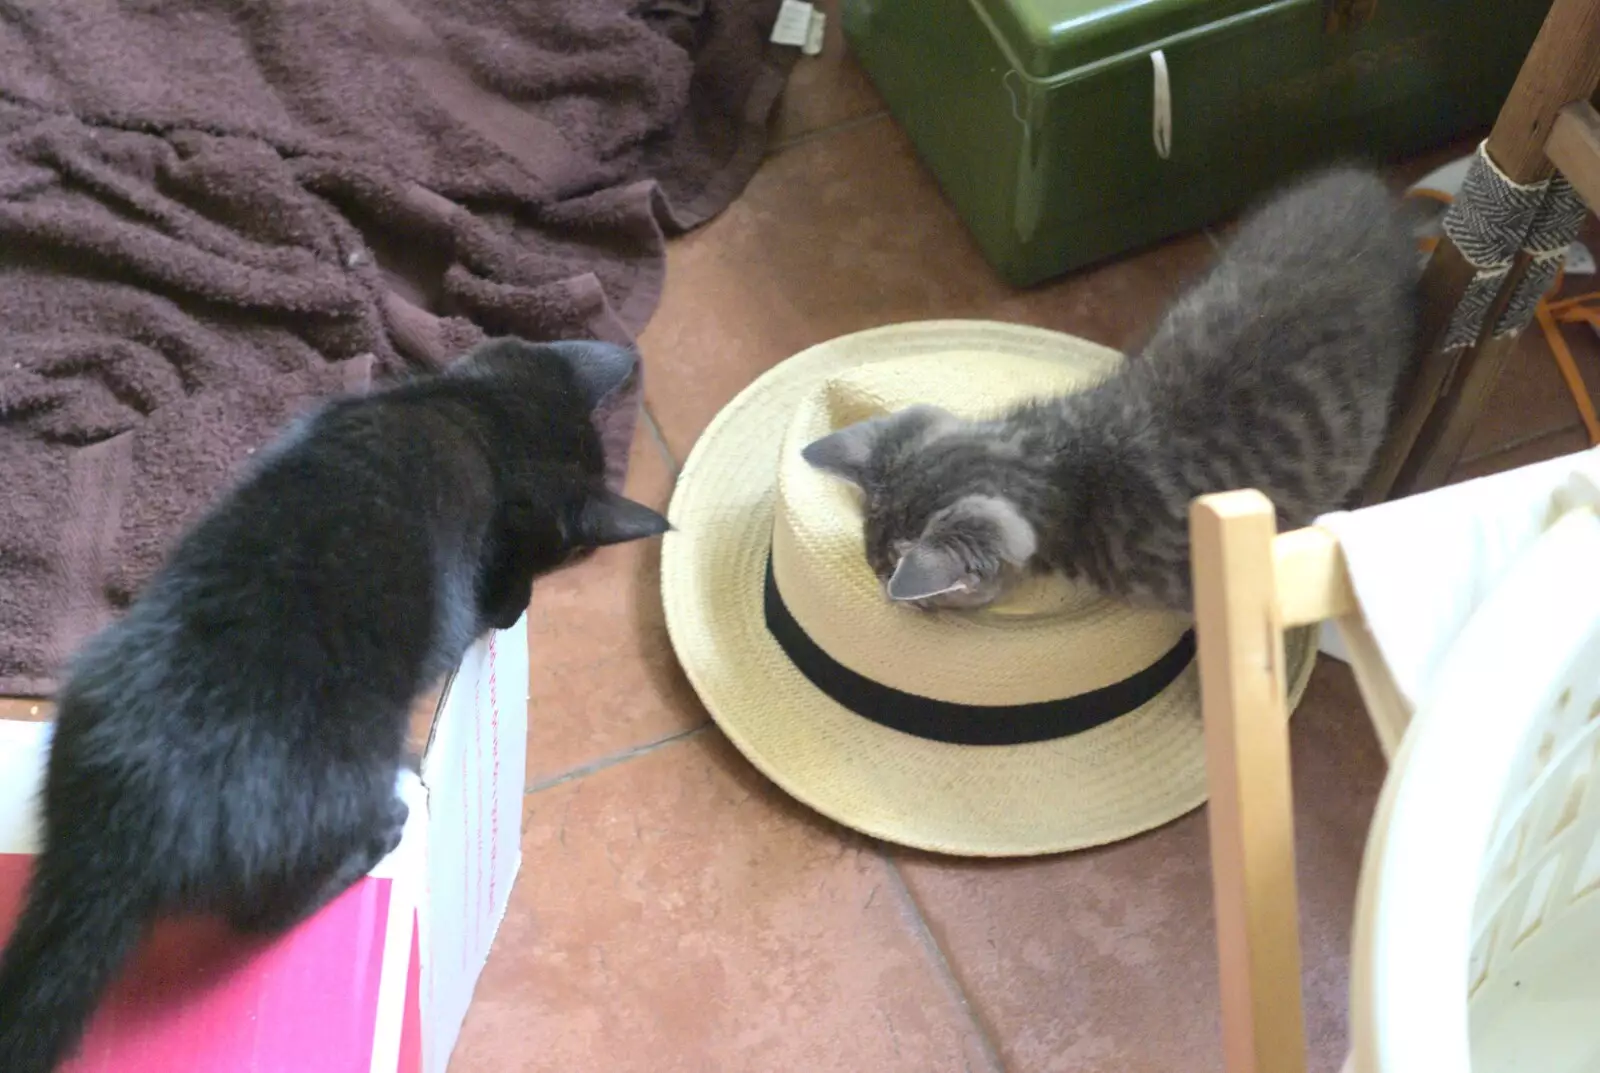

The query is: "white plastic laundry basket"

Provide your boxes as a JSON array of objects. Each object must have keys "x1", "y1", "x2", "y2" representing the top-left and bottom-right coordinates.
[{"x1": 1348, "y1": 505, "x2": 1600, "y2": 1073}]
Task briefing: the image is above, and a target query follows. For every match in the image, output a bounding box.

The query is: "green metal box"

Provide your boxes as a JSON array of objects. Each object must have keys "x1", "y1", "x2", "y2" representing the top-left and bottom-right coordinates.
[{"x1": 840, "y1": 0, "x2": 1551, "y2": 285}]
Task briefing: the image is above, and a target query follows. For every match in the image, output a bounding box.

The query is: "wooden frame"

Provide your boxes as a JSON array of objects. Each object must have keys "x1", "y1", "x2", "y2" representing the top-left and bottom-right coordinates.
[
  {"x1": 1365, "y1": 0, "x2": 1600, "y2": 503},
  {"x1": 1190, "y1": 490, "x2": 1358, "y2": 1073},
  {"x1": 1197, "y1": 3, "x2": 1600, "y2": 1057}
]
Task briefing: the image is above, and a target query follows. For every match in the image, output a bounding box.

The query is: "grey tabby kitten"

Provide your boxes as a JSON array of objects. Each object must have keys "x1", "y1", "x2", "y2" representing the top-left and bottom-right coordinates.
[{"x1": 803, "y1": 167, "x2": 1421, "y2": 612}]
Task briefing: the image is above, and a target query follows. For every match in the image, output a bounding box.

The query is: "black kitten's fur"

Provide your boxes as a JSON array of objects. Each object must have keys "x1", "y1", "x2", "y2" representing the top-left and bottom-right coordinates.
[{"x1": 0, "y1": 338, "x2": 670, "y2": 1073}]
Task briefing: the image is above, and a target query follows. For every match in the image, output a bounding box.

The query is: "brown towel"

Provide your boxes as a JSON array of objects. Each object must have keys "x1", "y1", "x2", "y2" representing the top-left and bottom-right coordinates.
[{"x1": 0, "y1": 0, "x2": 794, "y2": 694}]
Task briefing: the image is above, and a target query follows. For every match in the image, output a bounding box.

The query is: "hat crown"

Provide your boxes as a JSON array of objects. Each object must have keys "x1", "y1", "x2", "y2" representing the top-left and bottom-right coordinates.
[{"x1": 772, "y1": 345, "x2": 1193, "y2": 708}]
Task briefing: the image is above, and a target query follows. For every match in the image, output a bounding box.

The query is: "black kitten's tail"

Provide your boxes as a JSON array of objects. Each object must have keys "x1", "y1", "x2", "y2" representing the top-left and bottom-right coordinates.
[{"x1": 0, "y1": 850, "x2": 150, "y2": 1073}]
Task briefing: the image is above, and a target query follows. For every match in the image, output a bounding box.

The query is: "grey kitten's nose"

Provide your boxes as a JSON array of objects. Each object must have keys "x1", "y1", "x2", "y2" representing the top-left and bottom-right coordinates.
[{"x1": 554, "y1": 340, "x2": 639, "y2": 409}]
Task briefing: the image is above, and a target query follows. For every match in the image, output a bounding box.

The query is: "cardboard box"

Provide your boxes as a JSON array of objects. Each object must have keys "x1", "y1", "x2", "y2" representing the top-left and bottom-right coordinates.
[{"x1": 0, "y1": 616, "x2": 529, "y2": 1073}]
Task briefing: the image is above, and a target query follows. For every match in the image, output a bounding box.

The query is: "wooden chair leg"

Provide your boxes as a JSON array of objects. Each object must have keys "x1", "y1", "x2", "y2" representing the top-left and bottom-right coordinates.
[
  {"x1": 1363, "y1": 0, "x2": 1600, "y2": 503},
  {"x1": 1191, "y1": 491, "x2": 1308, "y2": 1073}
]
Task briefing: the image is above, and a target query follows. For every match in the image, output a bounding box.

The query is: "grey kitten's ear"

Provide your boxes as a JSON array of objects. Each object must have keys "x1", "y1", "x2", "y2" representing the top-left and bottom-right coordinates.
[
  {"x1": 800, "y1": 419, "x2": 885, "y2": 486},
  {"x1": 579, "y1": 489, "x2": 672, "y2": 547},
  {"x1": 803, "y1": 405, "x2": 961, "y2": 486},
  {"x1": 886, "y1": 545, "x2": 974, "y2": 602},
  {"x1": 946, "y1": 494, "x2": 1039, "y2": 565},
  {"x1": 552, "y1": 340, "x2": 640, "y2": 410}
]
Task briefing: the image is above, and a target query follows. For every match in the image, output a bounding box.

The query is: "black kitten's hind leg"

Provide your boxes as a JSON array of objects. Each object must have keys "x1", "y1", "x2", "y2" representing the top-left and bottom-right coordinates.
[{"x1": 227, "y1": 795, "x2": 409, "y2": 936}]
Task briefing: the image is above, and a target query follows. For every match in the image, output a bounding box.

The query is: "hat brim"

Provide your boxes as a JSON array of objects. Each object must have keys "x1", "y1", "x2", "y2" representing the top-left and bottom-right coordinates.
[{"x1": 661, "y1": 321, "x2": 1317, "y2": 857}]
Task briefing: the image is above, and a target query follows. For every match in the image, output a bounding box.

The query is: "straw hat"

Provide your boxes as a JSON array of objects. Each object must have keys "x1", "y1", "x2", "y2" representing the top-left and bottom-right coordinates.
[{"x1": 661, "y1": 321, "x2": 1317, "y2": 857}]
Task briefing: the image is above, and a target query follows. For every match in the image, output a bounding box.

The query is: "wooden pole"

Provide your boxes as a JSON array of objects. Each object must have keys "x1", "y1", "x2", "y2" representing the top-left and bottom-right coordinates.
[
  {"x1": 1364, "y1": 0, "x2": 1600, "y2": 502},
  {"x1": 1191, "y1": 490, "x2": 1308, "y2": 1073}
]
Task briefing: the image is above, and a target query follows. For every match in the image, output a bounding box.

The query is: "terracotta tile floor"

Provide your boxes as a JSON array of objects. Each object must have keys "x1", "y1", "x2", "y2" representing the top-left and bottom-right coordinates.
[
  {"x1": 443, "y1": 22, "x2": 1600, "y2": 1073},
  {"x1": 435, "y1": 35, "x2": 1600, "y2": 1073},
  {"x1": 4, "y1": 9, "x2": 1600, "y2": 1071}
]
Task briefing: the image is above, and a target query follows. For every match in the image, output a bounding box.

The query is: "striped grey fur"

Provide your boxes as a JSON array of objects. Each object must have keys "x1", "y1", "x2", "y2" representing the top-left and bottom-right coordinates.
[{"x1": 802, "y1": 167, "x2": 1421, "y2": 612}]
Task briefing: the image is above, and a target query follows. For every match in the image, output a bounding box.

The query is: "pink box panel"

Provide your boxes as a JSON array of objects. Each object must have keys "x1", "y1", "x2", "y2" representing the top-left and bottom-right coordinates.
[{"x1": 0, "y1": 854, "x2": 392, "y2": 1072}]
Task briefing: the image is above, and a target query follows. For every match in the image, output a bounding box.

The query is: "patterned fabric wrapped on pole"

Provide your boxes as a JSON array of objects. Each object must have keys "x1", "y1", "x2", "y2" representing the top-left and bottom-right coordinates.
[{"x1": 1441, "y1": 140, "x2": 1590, "y2": 351}]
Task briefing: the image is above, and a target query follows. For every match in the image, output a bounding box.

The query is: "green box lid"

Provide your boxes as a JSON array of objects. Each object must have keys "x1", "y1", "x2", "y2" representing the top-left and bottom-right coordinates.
[{"x1": 976, "y1": 0, "x2": 1282, "y2": 79}]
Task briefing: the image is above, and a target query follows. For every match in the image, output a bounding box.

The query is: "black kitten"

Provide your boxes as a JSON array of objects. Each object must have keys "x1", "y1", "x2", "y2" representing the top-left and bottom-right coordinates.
[{"x1": 0, "y1": 337, "x2": 670, "y2": 1073}]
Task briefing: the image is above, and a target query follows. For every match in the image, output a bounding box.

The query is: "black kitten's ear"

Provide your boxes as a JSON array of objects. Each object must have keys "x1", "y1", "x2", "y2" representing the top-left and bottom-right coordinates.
[
  {"x1": 579, "y1": 489, "x2": 672, "y2": 547},
  {"x1": 886, "y1": 545, "x2": 973, "y2": 602},
  {"x1": 552, "y1": 341, "x2": 640, "y2": 410}
]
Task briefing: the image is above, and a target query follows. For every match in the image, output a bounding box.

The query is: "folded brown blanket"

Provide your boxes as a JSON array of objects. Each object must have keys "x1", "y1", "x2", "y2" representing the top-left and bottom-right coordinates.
[{"x1": 0, "y1": 0, "x2": 793, "y2": 694}]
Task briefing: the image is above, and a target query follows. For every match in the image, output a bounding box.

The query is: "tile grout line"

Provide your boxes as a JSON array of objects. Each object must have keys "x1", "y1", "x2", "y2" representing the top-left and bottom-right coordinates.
[
  {"x1": 881, "y1": 856, "x2": 1013, "y2": 1073},
  {"x1": 767, "y1": 109, "x2": 891, "y2": 157},
  {"x1": 640, "y1": 403, "x2": 681, "y2": 478},
  {"x1": 524, "y1": 723, "x2": 709, "y2": 796}
]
